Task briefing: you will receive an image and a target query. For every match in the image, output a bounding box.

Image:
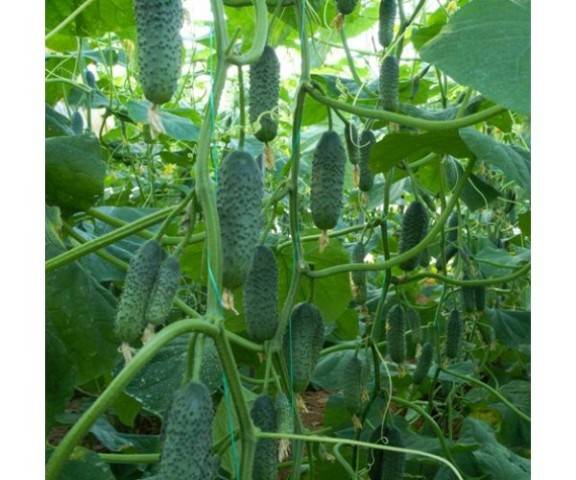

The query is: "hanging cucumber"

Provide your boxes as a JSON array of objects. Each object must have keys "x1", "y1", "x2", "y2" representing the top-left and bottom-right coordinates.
[
  {"x1": 359, "y1": 130, "x2": 376, "y2": 192},
  {"x1": 342, "y1": 353, "x2": 365, "y2": 414},
  {"x1": 412, "y1": 342, "x2": 433, "y2": 385},
  {"x1": 115, "y1": 240, "x2": 163, "y2": 345},
  {"x1": 351, "y1": 242, "x2": 367, "y2": 303},
  {"x1": 445, "y1": 310, "x2": 463, "y2": 359},
  {"x1": 368, "y1": 424, "x2": 406, "y2": 480},
  {"x1": 251, "y1": 395, "x2": 279, "y2": 480},
  {"x1": 283, "y1": 303, "x2": 325, "y2": 393},
  {"x1": 399, "y1": 201, "x2": 429, "y2": 271},
  {"x1": 244, "y1": 245, "x2": 279, "y2": 342},
  {"x1": 344, "y1": 122, "x2": 360, "y2": 165},
  {"x1": 474, "y1": 284, "x2": 486, "y2": 312},
  {"x1": 199, "y1": 336, "x2": 223, "y2": 394},
  {"x1": 379, "y1": 55, "x2": 399, "y2": 112},
  {"x1": 134, "y1": 0, "x2": 183, "y2": 105},
  {"x1": 145, "y1": 255, "x2": 180, "y2": 326},
  {"x1": 158, "y1": 381, "x2": 216, "y2": 479},
  {"x1": 461, "y1": 274, "x2": 476, "y2": 313},
  {"x1": 249, "y1": 45, "x2": 280, "y2": 143},
  {"x1": 310, "y1": 131, "x2": 346, "y2": 231},
  {"x1": 217, "y1": 150, "x2": 263, "y2": 289},
  {"x1": 387, "y1": 305, "x2": 406, "y2": 364},
  {"x1": 378, "y1": 0, "x2": 397, "y2": 48},
  {"x1": 337, "y1": 0, "x2": 358, "y2": 15}
]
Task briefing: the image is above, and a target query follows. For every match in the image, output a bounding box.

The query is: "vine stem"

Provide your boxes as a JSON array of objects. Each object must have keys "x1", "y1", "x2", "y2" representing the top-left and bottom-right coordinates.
[
  {"x1": 227, "y1": 0, "x2": 268, "y2": 65},
  {"x1": 46, "y1": 207, "x2": 174, "y2": 272},
  {"x1": 45, "y1": 0, "x2": 97, "y2": 41},
  {"x1": 440, "y1": 368, "x2": 531, "y2": 423},
  {"x1": 307, "y1": 158, "x2": 477, "y2": 278},
  {"x1": 303, "y1": 85, "x2": 506, "y2": 130},
  {"x1": 255, "y1": 432, "x2": 464, "y2": 480}
]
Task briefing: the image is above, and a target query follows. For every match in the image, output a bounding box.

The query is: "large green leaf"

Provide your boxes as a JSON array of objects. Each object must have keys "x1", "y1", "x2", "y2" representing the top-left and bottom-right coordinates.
[
  {"x1": 488, "y1": 310, "x2": 530, "y2": 348},
  {"x1": 45, "y1": 134, "x2": 106, "y2": 214},
  {"x1": 460, "y1": 129, "x2": 531, "y2": 192},
  {"x1": 46, "y1": 220, "x2": 120, "y2": 384},
  {"x1": 421, "y1": 0, "x2": 530, "y2": 113}
]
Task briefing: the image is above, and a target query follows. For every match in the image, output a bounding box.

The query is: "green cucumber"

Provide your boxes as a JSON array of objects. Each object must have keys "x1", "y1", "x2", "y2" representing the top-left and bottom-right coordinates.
[
  {"x1": 275, "y1": 393, "x2": 294, "y2": 435},
  {"x1": 134, "y1": 0, "x2": 183, "y2": 105},
  {"x1": 283, "y1": 303, "x2": 325, "y2": 393},
  {"x1": 199, "y1": 336, "x2": 223, "y2": 394},
  {"x1": 115, "y1": 240, "x2": 163, "y2": 344},
  {"x1": 71, "y1": 111, "x2": 84, "y2": 134},
  {"x1": 387, "y1": 305, "x2": 405, "y2": 364},
  {"x1": 378, "y1": 0, "x2": 397, "y2": 48},
  {"x1": 445, "y1": 309, "x2": 463, "y2": 359},
  {"x1": 244, "y1": 245, "x2": 279, "y2": 342},
  {"x1": 461, "y1": 274, "x2": 476, "y2": 313},
  {"x1": 344, "y1": 122, "x2": 360, "y2": 165},
  {"x1": 379, "y1": 55, "x2": 399, "y2": 112},
  {"x1": 342, "y1": 353, "x2": 365, "y2": 414},
  {"x1": 368, "y1": 424, "x2": 406, "y2": 480},
  {"x1": 351, "y1": 242, "x2": 366, "y2": 288},
  {"x1": 310, "y1": 130, "x2": 346, "y2": 230},
  {"x1": 336, "y1": 0, "x2": 358, "y2": 15},
  {"x1": 399, "y1": 201, "x2": 429, "y2": 271},
  {"x1": 217, "y1": 150, "x2": 263, "y2": 289},
  {"x1": 359, "y1": 130, "x2": 376, "y2": 192},
  {"x1": 474, "y1": 285, "x2": 486, "y2": 312},
  {"x1": 249, "y1": 45, "x2": 280, "y2": 143},
  {"x1": 406, "y1": 307, "x2": 421, "y2": 344},
  {"x1": 412, "y1": 342, "x2": 433, "y2": 385},
  {"x1": 145, "y1": 255, "x2": 180, "y2": 326},
  {"x1": 158, "y1": 381, "x2": 216, "y2": 480},
  {"x1": 251, "y1": 395, "x2": 278, "y2": 480}
]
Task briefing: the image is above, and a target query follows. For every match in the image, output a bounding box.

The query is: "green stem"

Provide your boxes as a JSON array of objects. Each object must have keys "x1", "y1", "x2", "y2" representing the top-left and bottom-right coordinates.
[
  {"x1": 308, "y1": 159, "x2": 477, "y2": 278},
  {"x1": 153, "y1": 187, "x2": 196, "y2": 241},
  {"x1": 394, "y1": 262, "x2": 530, "y2": 287},
  {"x1": 45, "y1": 0, "x2": 97, "y2": 41},
  {"x1": 256, "y1": 432, "x2": 464, "y2": 480},
  {"x1": 99, "y1": 453, "x2": 158, "y2": 464},
  {"x1": 303, "y1": 85, "x2": 506, "y2": 131},
  {"x1": 340, "y1": 28, "x2": 362, "y2": 86},
  {"x1": 440, "y1": 368, "x2": 531, "y2": 423},
  {"x1": 332, "y1": 443, "x2": 357, "y2": 479},
  {"x1": 227, "y1": 0, "x2": 269, "y2": 65},
  {"x1": 46, "y1": 207, "x2": 174, "y2": 272}
]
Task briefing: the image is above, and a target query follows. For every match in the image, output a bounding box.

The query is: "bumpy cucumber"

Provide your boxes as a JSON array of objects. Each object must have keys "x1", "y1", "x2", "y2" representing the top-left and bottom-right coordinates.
[
  {"x1": 71, "y1": 111, "x2": 84, "y2": 134},
  {"x1": 359, "y1": 130, "x2": 376, "y2": 192},
  {"x1": 399, "y1": 201, "x2": 429, "y2": 271},
  {"x1": 368, "y1": 424, "x2": 406, "y2": 480},
  {"x1": 84, "y1": 69, "x2": 96, "y2": 88},
  {"x1": 342, "y1": 353, "x2": 365, "y2": 414},
  {"x1": 244, "y1": 245, "x2": 279, "y2": 342},
  {"x1": 217, "y1": 150, "x2": 263, "y2": 289},
  {"x1": 145, "y1": 255, "x2": 180, "y2": 326},
  {"x1": 461, "y1": 274, "x2": 476, "y2": 313},
  {"x1": 275, "y1": 393, "x2": 294, "y2": 435},
  {"x1": 199, "y1": 336, "x2": 223, "y2": 394},
  {"x1": 436, "y1": 212, "x2": 459, "y2": 270},
  {"x1": 379, "y1": 55, "x2": 399, "y2": 112},
  {"x1": 115, "y1": 240, "x2": 163, "y2": 344},
  {"x1": 283, "y1": 303, "x2": 325, "y2": 392},
  {"x1": 344, "y1": 122, "x2": 360, "y2": 165},
  {"x1": 134, "y1": 0, "x2": 183, "y2": 105},
  {"x1": 445, "y1": 309, "x2": 463, "y2": 359},
  {"x1": 413, "y1": 342, "x2": 433, "y2": 385},
  {"x1": 336, "y1": 0, "x2": 358, "y2": 15},
  {"x1": 474, "y1": 285, "x2": 486, "y2": 312},
  {"x1": 378, "y1": 0, "x2": 397, "y2": 48},
  {"x1": 251, "y1": 395, "x2": 278, "y2": 480},
  {"x1": 406, "y1": 308, "x2": 421, "y2": 344},
  {"x1": 310, "y1": 130, "x2": 346, "y2": 230},
  {"x1": 351, "y1": 242, "x2": 366, "y2": 288},
  {"x1": 249, "y1": 45, "x2": 280, "y2": 143},
  {"x1": 158, "y1": 381, "x2": 216, "y2": 479},
  {"x1": 387, "y1": 305, "x2": 405, "y2": 364}
]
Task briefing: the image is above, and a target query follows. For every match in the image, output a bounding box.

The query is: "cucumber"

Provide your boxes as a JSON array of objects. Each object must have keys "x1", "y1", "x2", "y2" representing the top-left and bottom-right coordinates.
[
  {"x1": 275, "y1": 393, "x2": 294, "y2": 435},
  {"x1": 368, "y1": 424, "x2": 406, "y2": 480},
  {"x1": 344, "y1": 122, "x2": 360, "y2": 165},
  {"x1": 351, "y1": 242, "x2": 366, "y2": 288},
  {"x1": 387, "y1": 305, "x2": 405, "y2": 364},
  {"x1": 379, "y1": 55, "x2": 399, "y2": 112},
  {"x1": 115, "y1": 240, "x2": 163, "y2": 344},
  {"x1": 378, "y1": 0, "x2": 397, "y2": 48},
  {"x1": 251, "y1": 395, "x2": 278, "y2": 480},
  {"x1": 284, "y1": 303, "x2": 325, "y2": 392},
  {"x1": 244, "y1": 245, "x2": 279, "y2": 342},
  {"x1": 406, "y1": 308, "x2": 421, "y2": 344},
  {"x1": 359, "y1": 130, "x2": 376, "y2": 192},
  {"x1": 249, "y1": 45, "x2": 280, "y2": 143},
  {"x1": 461, "y1": 274, "x2": 476, "y2": 313},
  {"x1": 342, "y1": 353, "x2": 365, "y2": 414},
  {"x1": 445, "y1": 310, "x2": 463, "y2": 359},
  {"x1": 71, "y1": 111, "x2": 84, "y2": 134},
  {"x1": 199, "y1": 336, "x2": 223, "y2": 394},
  {"x1": 336, "y1": 0, "x2": 358, "y2": 15},
  {"x1": 158, "y1": 381, "x2": 216, "y2": 480},
  {"x1": 399, "y1": 201, "x2": 429, "y2": 271},
  {"x1": 412, "y1": 342, "x2": 433, "y2": 385},
  {"x1": 310, "y1": 130, "x2": 346, "y2": 230},
  {"x1": 474, "y1": 285, "x2": 486, "y2": 312},
  {"x1": 217, "y1": 150, "x2": 263, "y2": 289},
  {"x1": 134, "y1": 0, "x2": 183, "y2": 105},
  {"x1": 145, "y1": 255, "x2": 180, "y2": 326},
  {"x1": 84, "y1": 69, "x2": 96, "y2": 88}
]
